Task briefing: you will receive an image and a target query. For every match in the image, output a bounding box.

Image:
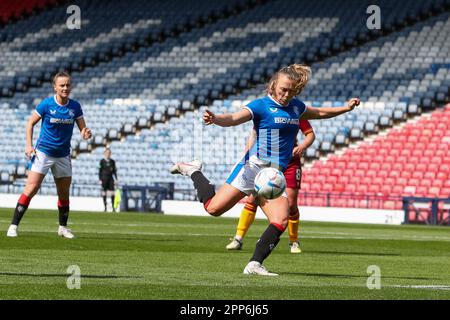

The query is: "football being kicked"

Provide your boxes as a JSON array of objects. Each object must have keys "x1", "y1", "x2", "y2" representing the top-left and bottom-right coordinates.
[{"x1": 254, "y1": 167, "x2": 287, "y2": 200}]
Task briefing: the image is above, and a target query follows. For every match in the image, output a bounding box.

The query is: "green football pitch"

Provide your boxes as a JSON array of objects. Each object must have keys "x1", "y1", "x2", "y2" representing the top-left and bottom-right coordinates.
[{"x1": 0, "y1": 208, "x2": 450, "y2": 300}]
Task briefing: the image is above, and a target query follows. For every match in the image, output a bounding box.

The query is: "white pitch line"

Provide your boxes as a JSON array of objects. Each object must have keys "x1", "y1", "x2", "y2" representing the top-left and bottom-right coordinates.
[
  {"x1": 3, "y1": 228, "x2": 450, "y2": 242},
  {"x1": 388, "y1": 285, "x2": 450, "y2": 291},
  {"x1": 1, "y1": 219, "x2": 450, "y2": 241}
]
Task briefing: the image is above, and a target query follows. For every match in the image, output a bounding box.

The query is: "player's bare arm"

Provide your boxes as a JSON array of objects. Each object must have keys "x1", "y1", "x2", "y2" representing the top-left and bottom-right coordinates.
[
  {"x1": 244, "y1": 128, "x2": 257, "y2": 153},
  {"x1": 76, "y1": 117, "x2": 92, "y2": 140},
  {"x1": 300, "y1": 98, "x2": 360, "y2": 120},
  {"x1": 293, "y1": 130, "x2": 315, "y2": 156},
  {"x1": 203, "y1": 108, "x2": 252, "y2": 127},
  {"x1": 25, "y1": 112, "x2": 41, "y2": 159}
]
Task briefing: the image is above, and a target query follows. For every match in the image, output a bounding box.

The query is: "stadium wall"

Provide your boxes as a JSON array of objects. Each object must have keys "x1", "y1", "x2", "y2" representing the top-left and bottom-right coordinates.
[{"x1": 0, "y1": 194, "x2": 405, "y2": 225}]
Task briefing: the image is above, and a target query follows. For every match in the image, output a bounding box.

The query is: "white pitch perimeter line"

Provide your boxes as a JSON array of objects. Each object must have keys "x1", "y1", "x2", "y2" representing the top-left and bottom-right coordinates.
[{"x1": 3, "y1": 228, "x2": 450, "y2": 242}]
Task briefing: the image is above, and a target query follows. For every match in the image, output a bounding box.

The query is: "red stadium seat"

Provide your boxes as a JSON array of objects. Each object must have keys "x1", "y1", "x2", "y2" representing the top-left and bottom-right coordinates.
[
  {"x1": 404, "y1": 163, "x2": 415, "y2": 172},
  {"x1": 388, "y1": 170, "x2": 401, "y2": 179},
  {"x1": 335, "y1": 161, "x2": 347, "y2": 170},
  {"x1": 444, "y1": 180, "x2": 450, "y2": 188},
  {"x1": 385, "y1": 156, "x2": 396, "y2": 163},
  {"x1": 421, "y1": 179, "x2": 433, "y2": 187},
  {"x1": 424, "y1": 171, "x2": 436, "y2": 179},
  {"x1": 354, "y1": 169, "x2": 366, "y2": 177},
  {"x1": 433, "y1": 179, "x2": 445, "y2": 188},
  {"x1": 338, "y1": 176, "x2": 350, "y2": 185},
  {"x1": 436, "y1": 172, "x2": 448, "y2": 180},
  {"x1": 383, "y1": 201, "x2": 397, "y2": 210},
  {"x1": 439, "y1": 188, "x2": 450, "y2": 197},
  {"x1": 331, "y1": 168, "x2": 343, "y2": 177},
  {"x1": 311, "y1": 198, "x2": 327, "y2": 207},
  {"x1": 326, "y1": 175, "x2": 338, "y2": 184},
  {"x1": 380, "y1": 185, "x2": 392, "y2": 195},
  {"x1": 369, "y1": 162, "x2": 381, "y2": 171},
  {"x1": 392, "y1": 185, "x2": 404, "y2": 195},
  {"x1": 343, "y1": 168, "x2": 354, "y2": 177},
  {"x1": 385, "y1": 177, "x2": 396, "y2": 186},
  {"x1": 346, "y1": 184, "x2": 357, "y2": 193},
  {"x1": 397, "y1": 177, "x2": 408, "y2": 186},
  {"x1": 403, "y1": 186, "x2": 416, "y2": 196},
  {"x1": 390, "y1": 149, "x2": 401, "y2": 157},
  {"x1": 368, "y1": 184, "x2": 381, "y2": 194},
  {"x1": 428, "y1": 187, "x2": 440, "y2": 197},
  {"x1": 357, "y1": 162, "x2": 369, "y2": 170},
  {"x1": 416, "y1": 163, "x2": 427, "y2": 172},
  {"x1": 412, "y1": 171, "x2": 424, "y2": 179},
  {"x1": 310, "y1": 183, "x2": 322, "y2": 192},
  {"x1": 408, "y1": 178, "x2": 420, "y2": 187},
  {"x1": 400, "y1": 171, "x2": 412, "y2": 179},
  {"x1": 377, "y1": 171, "x2": 389, "y2": 178},
  {"x1": 381, "y1": 163, "x2": 392, "y2": 171},
  {"x1": 346, "y1": 161, "x2": 358, "y2": 170},
  {"x1": 431, "y1": 156, "x2": 441, "y2": 164},
  {"x1": 416, "y1": 187, "x2": 428, "y2": 196},
  {"x1": 400, "y1": 149, "x2": 412, "y2": 157},
  {"x1": 366, "y1": 170, "x2": 377, "y2": 178}
]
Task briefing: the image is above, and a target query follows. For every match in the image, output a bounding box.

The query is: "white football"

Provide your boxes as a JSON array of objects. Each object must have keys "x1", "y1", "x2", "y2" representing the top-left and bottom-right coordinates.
[{"x1": 254, "y1": 167, "x2": 286, "y2": 199}]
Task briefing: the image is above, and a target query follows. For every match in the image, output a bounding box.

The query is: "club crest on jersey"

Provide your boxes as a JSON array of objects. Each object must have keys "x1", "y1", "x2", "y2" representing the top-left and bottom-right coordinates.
[
  {"x1": 294, "y1": 106, "x2": 300, "y2": 117},
  {"x1": 69, "y1": 110, "x2": 75, "y2": 118},
  {"x1": 269, "y1": 107, "x2": 278, "y2": 113}
]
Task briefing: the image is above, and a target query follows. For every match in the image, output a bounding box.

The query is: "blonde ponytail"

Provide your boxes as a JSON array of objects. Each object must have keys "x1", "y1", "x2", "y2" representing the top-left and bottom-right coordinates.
[{"x1": 266, "y1": 64, "x2": 311, "y2": 96}]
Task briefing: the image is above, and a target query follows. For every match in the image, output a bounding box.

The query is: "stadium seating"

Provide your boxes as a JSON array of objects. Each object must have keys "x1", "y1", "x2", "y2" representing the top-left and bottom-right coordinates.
[
  {"x1": 0, "y1": 0, "x2": 255, "y2": 101},
  {"x1": 301, "y1": 104, "x2": 450, "y2": 210}
]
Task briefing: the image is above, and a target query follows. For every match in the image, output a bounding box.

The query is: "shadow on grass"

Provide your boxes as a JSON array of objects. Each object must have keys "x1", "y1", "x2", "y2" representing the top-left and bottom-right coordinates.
[
  {"x1": 282, "y1": 272, "x2": 437, "y2": 281},
  {"x1": 0, "y1": 272, "x2": 142, "y2": 279},
  {"x1": 305, "y1": 250, "x2": 401, "y2": 257}
]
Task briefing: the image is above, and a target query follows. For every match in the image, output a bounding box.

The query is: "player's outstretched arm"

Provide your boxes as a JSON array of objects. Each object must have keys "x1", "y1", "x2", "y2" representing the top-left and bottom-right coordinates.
[
  {"x1": 203, "y1": 108, "x2": 252, "y2": 127},
  {"x1": 300, "y1": 98, "x2": 360, "y2": 120}
]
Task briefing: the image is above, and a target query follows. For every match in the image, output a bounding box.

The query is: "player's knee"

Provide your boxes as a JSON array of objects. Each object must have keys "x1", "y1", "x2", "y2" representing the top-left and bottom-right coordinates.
[
  {"x1": 270, "y1": 216, "x2": 288, "y2": 229},
  {"x1": 205, "y1": 205, "x2": 224, "y2": 217},
  {"x1": 25, "y1": 185, "x2": 40, "y2": 197}
]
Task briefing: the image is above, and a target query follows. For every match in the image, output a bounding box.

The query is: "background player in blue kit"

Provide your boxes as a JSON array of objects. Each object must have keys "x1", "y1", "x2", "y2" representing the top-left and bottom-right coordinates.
[
  {"x1": 171, "y1": 64, "x2": 360, "y2": 275},
  {"x1": 6, "y1": 72, "x2": 92, "y2": 238}
]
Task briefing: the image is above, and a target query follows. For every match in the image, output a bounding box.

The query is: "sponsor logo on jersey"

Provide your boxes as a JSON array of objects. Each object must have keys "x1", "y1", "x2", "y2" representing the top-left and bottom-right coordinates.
[
  {"x1": 274, "y1": 117, "x2": 299, "y2": 125},
  {"x1": 50, "y1": 118, "x2": 74, "y2": 124},
  {"x1": 50, "y1": 109, "x2": 57, "y2": 115},
  {"x1": 269, "y1": 107, "x2": 278, "y2": 113}
]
